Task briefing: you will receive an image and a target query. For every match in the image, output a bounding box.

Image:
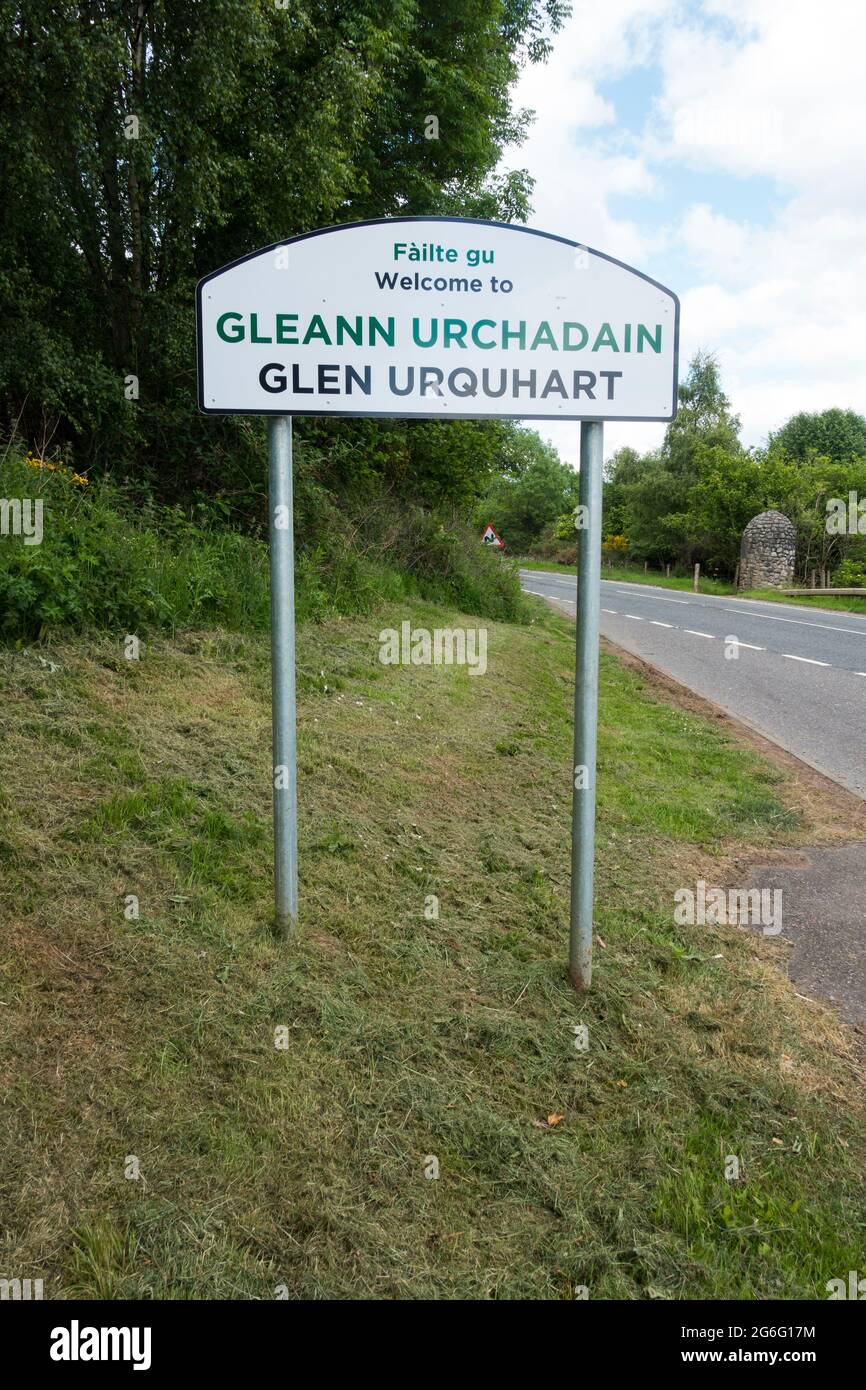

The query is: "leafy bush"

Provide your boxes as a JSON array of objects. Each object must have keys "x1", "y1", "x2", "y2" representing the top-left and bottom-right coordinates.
[
  {"x1": 835, "y1": 556, "x2": 866, "y2": 587},
  {"x1": 0, "y1": 449, "x2": 525, "y2": 641}
]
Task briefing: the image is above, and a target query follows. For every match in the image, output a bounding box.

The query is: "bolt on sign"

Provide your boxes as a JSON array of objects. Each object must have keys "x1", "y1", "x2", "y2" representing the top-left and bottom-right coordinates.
[{"x1": 197, "y1": 218, "x2": 679, "y2": 985}]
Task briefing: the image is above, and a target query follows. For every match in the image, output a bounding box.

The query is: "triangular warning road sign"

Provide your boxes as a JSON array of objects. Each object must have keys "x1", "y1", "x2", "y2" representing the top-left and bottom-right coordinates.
[{"x1": 481, "y1": 523, "x2": 504, "y2": 549}]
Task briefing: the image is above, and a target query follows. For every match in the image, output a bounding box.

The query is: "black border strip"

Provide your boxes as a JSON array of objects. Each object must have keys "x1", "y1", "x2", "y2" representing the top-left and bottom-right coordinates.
[{"x1": 195, "y1": 216, "x2": 680, "y2": 422}]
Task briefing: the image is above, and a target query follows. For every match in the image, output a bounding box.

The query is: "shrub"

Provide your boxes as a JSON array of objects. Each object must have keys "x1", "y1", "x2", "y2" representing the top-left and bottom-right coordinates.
[{"x1": 0, "y1": 449, "x2": 525, "y2": 641}]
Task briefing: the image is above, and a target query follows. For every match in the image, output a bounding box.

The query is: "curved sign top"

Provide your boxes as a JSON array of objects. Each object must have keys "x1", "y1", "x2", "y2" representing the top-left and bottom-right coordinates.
[{"x1": 197, "y1": 216, "x2": 679, "y2": 422}]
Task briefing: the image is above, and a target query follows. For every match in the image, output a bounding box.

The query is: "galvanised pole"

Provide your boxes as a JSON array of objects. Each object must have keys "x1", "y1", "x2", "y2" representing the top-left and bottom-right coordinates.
[
  {"x1": 268, "y1": 415, "x2": 298, "y2": 934},
  {"x1": 569, "y1": 419, "x2": 604, "y2": 990}
]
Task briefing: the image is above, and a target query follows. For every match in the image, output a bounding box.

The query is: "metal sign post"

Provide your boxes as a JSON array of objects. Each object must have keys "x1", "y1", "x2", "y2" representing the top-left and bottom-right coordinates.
[
  {"x1": 196, "y1": 215, "x2": 678, "y2": 954},
  {"x1": 267, "y1": 415, "x2": 298, "y2": 933},
  {"x1": 570, "y1": 420, "x2": 604, "y2": 991}
]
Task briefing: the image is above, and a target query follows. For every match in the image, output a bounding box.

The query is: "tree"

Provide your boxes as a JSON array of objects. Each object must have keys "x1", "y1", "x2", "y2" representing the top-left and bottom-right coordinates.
[
  {"x1": 602, "y1": 446, "x2": 642, "y2": 537},
  {"x1": 684, "y1": 445, "x2": 784, "y2": 574},
  {"x1": 616, "y1": 463, "x2": 691, "y2": 566},
  {"x1": 0, "y1": 0, "x2": 567, "y2": 498},
  {"x1": 477, "y1": 429, "x2": 574, "y2": 552},
  {"x1": 662, "y1": 350, "x2": 742, "y2": 477},
  {"x1": 769, "y1": 408, "x2": 866, "y2": 463},
  {"x1": 605, "y1": 353, "x2": 744, "y2": 569}
]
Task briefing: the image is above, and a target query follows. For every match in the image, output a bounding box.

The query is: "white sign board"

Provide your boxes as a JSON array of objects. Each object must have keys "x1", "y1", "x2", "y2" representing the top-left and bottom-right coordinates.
[{"x1": 197, "y1": 217, "x2": 679, "y2": 421}]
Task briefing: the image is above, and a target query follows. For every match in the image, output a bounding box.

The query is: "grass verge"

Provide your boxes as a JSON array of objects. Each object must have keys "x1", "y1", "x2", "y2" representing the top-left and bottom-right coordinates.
[{"x1": 1, "y1": 602, "x2": 864, "y2": 1299}]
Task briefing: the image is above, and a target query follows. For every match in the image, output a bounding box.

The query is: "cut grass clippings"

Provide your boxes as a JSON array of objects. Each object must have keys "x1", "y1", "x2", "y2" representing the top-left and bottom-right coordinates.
[{"x1": 0, "y1": 601, "x2": 864, "y2": 1299}]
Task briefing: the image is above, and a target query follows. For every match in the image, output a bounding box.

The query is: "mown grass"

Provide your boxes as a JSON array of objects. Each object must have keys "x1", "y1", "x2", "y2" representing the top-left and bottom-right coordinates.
[
  {"x1": 520, "y1": 557, "x2": 866, "y2": 614},
  {"x1": 0, "y1": 601, "x2": 864, "y2": 1299}
]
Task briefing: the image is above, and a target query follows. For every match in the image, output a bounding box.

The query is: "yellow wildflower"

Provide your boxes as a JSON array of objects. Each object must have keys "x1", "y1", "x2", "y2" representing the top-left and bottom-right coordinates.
[{"x1": 24, "y1": 453, "x2": 88, "y2": 486}]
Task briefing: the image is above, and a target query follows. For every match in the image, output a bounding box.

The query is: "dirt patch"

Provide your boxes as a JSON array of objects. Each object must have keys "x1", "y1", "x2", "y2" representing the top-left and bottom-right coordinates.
[
  {"x1": 743, "y1": 843, "x2": 866, "y2": 1036},
  {"x1": 599, "y1": 632, "x2": 866, "y2": 1047}
]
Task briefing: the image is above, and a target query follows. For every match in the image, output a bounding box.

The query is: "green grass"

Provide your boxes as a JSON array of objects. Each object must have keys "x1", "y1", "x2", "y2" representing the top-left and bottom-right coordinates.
[
  {"x1": 745, "y1": 588, "x2": 866, "y2": 615},
  {"x1": 0, "y1": 601, "x2": 864, "y2": 1299},
  {"x1": 520, "y1": 556, "x2": 866, "y2": 614},
  {"x1": 519, "y1": 557, "x2": 735, "y2": 595}
]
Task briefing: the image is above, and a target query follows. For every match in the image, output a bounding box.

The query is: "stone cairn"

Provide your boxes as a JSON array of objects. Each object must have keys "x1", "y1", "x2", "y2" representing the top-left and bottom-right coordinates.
[{"x1": 738, "y1": 509, "x2": 796, "y2": 590}]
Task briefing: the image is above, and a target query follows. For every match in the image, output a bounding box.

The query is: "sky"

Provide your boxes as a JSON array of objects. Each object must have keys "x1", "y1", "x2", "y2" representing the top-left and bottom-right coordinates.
[{"x1": 504, "y1": 0, "x2": 866, "y2": 465}]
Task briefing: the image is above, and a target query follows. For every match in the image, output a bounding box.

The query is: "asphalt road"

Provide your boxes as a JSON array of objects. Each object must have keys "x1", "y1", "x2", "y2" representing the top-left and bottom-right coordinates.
[{"x1": 521, "y1": 568, "x2": 866, "y2": 800}]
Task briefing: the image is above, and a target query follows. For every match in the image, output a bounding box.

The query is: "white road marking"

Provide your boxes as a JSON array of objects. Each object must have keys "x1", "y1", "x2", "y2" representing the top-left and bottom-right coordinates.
[
  {"x1": 526, "y1": 577, "x2": 866, "y2": 678},
  {"x1": 595, "y1": 573, "x2": 866, "y2": 627},
  {"x1": 613, "y1": 590, "x2": 688, "y2": 604},
  {"x1": 721, "y1": 607, "x2": 866, "y2": 638}
]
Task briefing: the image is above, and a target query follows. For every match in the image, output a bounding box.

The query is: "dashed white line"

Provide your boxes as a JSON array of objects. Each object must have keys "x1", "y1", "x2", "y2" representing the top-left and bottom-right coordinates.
[
  {"x1": 721, "y1": 607, "x2": 866, "y2": 638},
  {"x1": 614, "y1": 590, "x2": 688, "y2": 604},
  {"x1": 529, "y1": 580, "x2": 866, "y2": 679}
]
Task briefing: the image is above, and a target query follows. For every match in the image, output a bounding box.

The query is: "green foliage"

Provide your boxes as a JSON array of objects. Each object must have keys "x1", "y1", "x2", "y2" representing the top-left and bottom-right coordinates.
[
  {"x1": 0, "y1": 0, "x2": 566, "y2": 499},
  {"x1": 0, "y1": 2, "x2": 569, "y2": 627},
  {"x1": 593, "y1": 354, "x2": 866, "y2": 582},
  {"x1": 598, "y1": 354, "x2": 745, "y2": 569},
  {"x1": 770, "y1": 408, "x2": 866, "y2": 463},
  {"x1": 0, "y1": 450, "x2": 272, "y2": 638},
  {"x1": 836, "y1": 553, "x2": 866, "y2": 586},
  {"x1": 662, "y1": 350, "x2": 742, "y2": 477},
  {"x1": 301, "y1": 416, "x2": 526, "y2": 512},
  {"x1": 477, "y1": 427, "x2": 577, "y2": 552},
  {"x1": 0, "y1": 447, "x2": 525, "y2": 640}
]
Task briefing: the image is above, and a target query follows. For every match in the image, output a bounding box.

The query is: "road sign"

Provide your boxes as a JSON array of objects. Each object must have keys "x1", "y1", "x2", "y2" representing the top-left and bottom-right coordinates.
[
  {"x1": 197, "y1": 217, "x2": 678, "y2": 422},
  {"x1": 481, "y1": 523, "x2": 504, "y2": 548},
  {"x1": 196, "y1": 217, "x2": 679, "y2": 982}
]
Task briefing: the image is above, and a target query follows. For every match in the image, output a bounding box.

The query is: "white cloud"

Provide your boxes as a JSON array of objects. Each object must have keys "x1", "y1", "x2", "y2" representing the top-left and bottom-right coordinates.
[
  {"x1": 506, "y1": 0, "x2": 866, "y2": 462},
  {"x1": 505, "y1": 0, "x2": 670, "y2": 260},
  {"x1": 656, "y1": 1, "x2": 866, "y2": 195}
]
